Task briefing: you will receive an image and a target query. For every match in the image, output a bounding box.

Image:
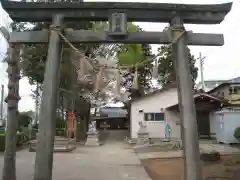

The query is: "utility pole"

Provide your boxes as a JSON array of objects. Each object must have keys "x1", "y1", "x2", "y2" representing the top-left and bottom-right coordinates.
[
  {"x1": 0, "y1": 84, "x2": 4, "y2": 125},
  {"x1": 199, "y1": 52, "x2": 206, "y2": 91}
]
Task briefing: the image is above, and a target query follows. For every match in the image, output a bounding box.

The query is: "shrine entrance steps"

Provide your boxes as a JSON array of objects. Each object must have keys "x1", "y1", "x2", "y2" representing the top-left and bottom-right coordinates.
[{"x1": 29, "y1": 136, "x2": 76, "y2": 152}]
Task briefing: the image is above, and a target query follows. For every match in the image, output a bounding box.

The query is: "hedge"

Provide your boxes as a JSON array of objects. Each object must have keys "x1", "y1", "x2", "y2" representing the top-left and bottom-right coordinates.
[
  {"x1": 56, "y1": 128, "x2": 75, "y2": 138},
  {"x1": 56, "y1": 128, "x2": 65, "y2": 137},
  {"x1": 0, "y1": 132, "x2": 25, "y2": 151},
  {"x1": 0, "y1": 128, "x2": 74, "y2": 151},
  {"x1": 234, "y1": 127, "x2": 240, "y2": 141}
]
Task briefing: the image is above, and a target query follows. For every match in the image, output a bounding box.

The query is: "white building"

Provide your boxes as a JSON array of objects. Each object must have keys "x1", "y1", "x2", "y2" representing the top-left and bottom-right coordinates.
[{"x1": 130, "y1": 84, "x2": 225, "y2": 140}]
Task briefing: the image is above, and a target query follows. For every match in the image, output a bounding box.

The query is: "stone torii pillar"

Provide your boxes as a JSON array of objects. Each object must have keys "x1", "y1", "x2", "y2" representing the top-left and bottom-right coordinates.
[
  {"x1": 33, "y1": 14, "x2": 63, "y2": 180},
  {"x1": 171, "y1": 16, "x2": 201, "y2": 180}
]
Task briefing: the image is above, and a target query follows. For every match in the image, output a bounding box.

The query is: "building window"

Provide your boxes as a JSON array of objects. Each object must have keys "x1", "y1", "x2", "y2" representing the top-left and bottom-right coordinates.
[
  {"x1": 234, "y1": 87, "x2": 238, "y2": 94},
  {"x1": 144, "y1": 113, "x2": 164, "y2": 122},
  {"x1": 221, "y1": 92, "x2": 224, "y2": 97},
  {"x1": 229, "y1": 87, "x2": 238, "y2": 95}
]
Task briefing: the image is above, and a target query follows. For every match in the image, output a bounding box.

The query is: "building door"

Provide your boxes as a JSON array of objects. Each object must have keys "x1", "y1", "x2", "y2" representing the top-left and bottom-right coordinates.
[{"x1": 196, "y1": 111, "x2": 210, "y2": 139}]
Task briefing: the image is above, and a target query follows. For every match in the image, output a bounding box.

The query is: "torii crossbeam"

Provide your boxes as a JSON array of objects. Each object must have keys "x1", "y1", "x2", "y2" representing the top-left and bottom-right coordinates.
[{"x1": 9, "y1": 30, "x2": 224, "y2": 45}]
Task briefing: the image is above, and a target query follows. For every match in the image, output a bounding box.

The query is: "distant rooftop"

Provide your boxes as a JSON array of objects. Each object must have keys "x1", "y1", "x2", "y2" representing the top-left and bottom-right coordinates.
[
  {"x1": 91, "y1": 106, "x2": 127, "y2": 119},
  {"x1": 196, "y1": 76, "x2": 240, "y2": 91}
]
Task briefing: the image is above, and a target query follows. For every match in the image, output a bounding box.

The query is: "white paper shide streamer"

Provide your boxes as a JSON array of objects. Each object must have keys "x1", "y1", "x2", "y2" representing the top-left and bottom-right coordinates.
[
  {"x1": 152, "y1": 59, "x2": 159, "y2": 79},
  {"x1": 132, "y1": 69, "x2": 138, "y2": 90},
  {"x1": 114, "y1": 68, "x2": 121, "y2": 99},
  {"x1": 77, "y1": 56, "x2": 93, "y2": 83}
]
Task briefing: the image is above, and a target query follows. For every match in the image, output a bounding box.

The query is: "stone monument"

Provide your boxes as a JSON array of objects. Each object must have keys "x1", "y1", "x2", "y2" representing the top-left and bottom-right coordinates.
[
  {"x1": 85, "y1": 121, "x2": 100, "y2": 146},
  {"x1": 136, "y1": 121, "x2": 150, "y2": 145}
]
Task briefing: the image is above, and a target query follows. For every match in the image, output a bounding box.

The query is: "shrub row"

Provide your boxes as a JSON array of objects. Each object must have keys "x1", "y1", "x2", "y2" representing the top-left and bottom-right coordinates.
[{"x1": 0, "y1": 132, "x2": 25, "y2": 151}]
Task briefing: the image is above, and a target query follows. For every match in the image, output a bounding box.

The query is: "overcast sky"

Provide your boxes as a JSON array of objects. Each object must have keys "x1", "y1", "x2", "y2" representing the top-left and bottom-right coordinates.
[{"x1": 0, "y1": 0, "x2": 239, "y2": 111}]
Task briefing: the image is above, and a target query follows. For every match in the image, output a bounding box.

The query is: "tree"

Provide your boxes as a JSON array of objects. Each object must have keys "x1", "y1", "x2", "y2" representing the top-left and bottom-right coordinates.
[
  {"x1": 117, "y1": 23, "x2": 153, "y2": 98},
  {"x1": 18, "y1": 13, "x2": 103, "y2": 140},
  {"x1": 20, "y1": 22, "x2": 98, "y2": 86},
  {"x1": 18, "y1": 111, "x2": 33, "y2": 128},
  {"x1": 55, "y1": 116, "x2": 65, "y2": 129},
  {"x1": 157, "y1": 45, "x2": 198, "y2": 86}
]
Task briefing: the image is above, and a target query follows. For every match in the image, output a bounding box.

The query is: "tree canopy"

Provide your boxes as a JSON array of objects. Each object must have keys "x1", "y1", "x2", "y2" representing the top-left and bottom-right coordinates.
[
  {"x1": 157, "y1": 45, "x2": 198, "y2": 87},
  {"x1": 117, "y1": 24, "x2": 153, "y2": 98},
  {"x1": 15, "y1": 19, "x2": 153, "y2": 102},
  {"x1": 18, "y1": 111, "x2": 34, "y2": 128}
]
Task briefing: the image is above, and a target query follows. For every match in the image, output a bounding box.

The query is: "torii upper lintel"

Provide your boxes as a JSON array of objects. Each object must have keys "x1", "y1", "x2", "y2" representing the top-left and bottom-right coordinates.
[{"x1": 1, "y1": 1, "x2": 232, "y2": 24}]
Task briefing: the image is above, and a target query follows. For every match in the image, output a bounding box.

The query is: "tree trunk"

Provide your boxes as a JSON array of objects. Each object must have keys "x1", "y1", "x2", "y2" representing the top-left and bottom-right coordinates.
[
  {"x1": 2, "y1": 44, "x2": 21, "y2": 180},
  {"x1": 76, "y1": 114, "x2": 86, "y2": 142},
  {"x1": 75, "y1": 99, "x2": 91, "y2": 142},
  {"x1": 76, "y1": 119, "x2": 82, "y2": 142}
]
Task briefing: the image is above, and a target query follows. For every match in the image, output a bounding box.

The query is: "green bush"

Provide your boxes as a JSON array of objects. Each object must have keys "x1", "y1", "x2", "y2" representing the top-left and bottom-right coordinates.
[
  {"x1": 56, "y1": 129, "x2": 75, "y2": 138},
  {"x1": 234, "y1": 127, "x2": 240, "y2": 141},
  {"x1": 0, "y1": 133, "x2": 5, "y2": 151},
  {"x1": 56, "y1": 128, "x2": 65, "y2": 137},
  {"x1": 56, "y1": 118, "x2": 66, "y2": 129},
  {"x1": 18, "y1": 112, "x2": 32, "y2": 128},
  {"x1": 0, "y1": 132, "x2": 25, "y2": 151},
  {"x1": 0, "y1": 129, "x2": 5, "y2": 134}
]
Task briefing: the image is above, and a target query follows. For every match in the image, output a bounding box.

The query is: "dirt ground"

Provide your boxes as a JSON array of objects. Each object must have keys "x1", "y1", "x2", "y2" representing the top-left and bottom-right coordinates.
[{"x1": 141, "y1": 155, "x2": 240, "y2": 180}]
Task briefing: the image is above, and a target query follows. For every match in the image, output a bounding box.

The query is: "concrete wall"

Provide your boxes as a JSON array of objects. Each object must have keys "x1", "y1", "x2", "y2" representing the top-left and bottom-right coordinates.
[
  {"x1": 211, "y1": 108, "x2": 240, "y2": 143},
  {"x1": 130, "y1": 88, "x2": 179, "y2": 139},
  {"x1": 209, "y1": 112, "x2": 217, "y2": 139}
]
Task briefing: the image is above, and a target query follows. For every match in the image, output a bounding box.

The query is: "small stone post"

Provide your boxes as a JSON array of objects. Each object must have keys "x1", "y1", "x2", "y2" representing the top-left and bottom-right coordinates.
[
  {"x1": 136, "y1": 121, "x2": 149, "y2": 145},
  {"x1": 85, "y1": 121, "x2": 100, "y2": 146}
]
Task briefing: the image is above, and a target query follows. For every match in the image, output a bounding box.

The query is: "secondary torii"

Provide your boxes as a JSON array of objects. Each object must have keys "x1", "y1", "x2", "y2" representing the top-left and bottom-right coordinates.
[{"x1": 1, "y1": 1, "x2": 232, "y2": 180}]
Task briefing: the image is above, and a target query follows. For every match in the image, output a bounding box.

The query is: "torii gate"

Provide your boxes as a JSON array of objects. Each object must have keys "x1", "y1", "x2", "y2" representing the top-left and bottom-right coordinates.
[{"x1": 2, "y1": 1, "x2": 232, "y2": 180}]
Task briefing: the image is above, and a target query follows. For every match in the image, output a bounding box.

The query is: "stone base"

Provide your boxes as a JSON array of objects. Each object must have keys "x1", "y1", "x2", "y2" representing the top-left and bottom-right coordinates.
[
  {"x1": 85, "y1": 133, "x2": 100, "y2": 146},
  {"x1": 136, "y1": 129, "x2": 150, "y2": 145},
  {"x1": 171, "y1": 140, "x2": 183, "y2": 150},
  {"x1": 162, "y1": 138, "x2": 170, "y2": 142},
  {"x1": 136, "y1": 125, "x2": 150, "y2": 145},
  {"x1": 137, "y1": 137, "x2": 150, "y2": 145}
]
